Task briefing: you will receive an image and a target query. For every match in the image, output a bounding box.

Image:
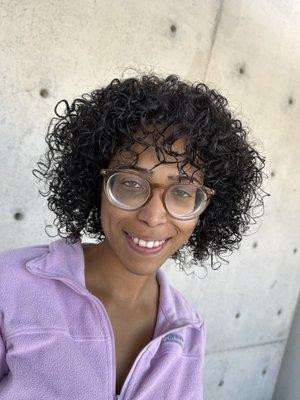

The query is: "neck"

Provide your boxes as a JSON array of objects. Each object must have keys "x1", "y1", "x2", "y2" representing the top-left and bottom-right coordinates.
[{"x1": 83, "y1": 240, "x2": 159, "y2": 310}]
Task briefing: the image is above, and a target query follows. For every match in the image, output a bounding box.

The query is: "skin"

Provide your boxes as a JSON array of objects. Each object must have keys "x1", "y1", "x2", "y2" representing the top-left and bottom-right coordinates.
[{"x1": 83, "y1": 135, "x2": 204, "y2": 314}]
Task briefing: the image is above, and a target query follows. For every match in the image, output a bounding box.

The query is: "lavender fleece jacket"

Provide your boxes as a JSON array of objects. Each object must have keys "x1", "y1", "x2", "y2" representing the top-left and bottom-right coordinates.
[{"x1": 0, "y1": 238, "x2": 206, "y2": 399}]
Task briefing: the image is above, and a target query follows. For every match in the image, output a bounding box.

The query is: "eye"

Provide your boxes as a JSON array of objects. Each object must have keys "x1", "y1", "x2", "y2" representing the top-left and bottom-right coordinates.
[
  {"x1": 172, "y1": 188, "x2": 192, "y2": 198},
  {"x1": 121, "y1": 179, "x2": 142, "y2": 188}
]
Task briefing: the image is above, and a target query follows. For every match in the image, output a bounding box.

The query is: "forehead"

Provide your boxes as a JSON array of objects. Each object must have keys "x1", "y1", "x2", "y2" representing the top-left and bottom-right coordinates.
[{"x1": 110, "y1": 127, "x2": 204, "y2": 181}]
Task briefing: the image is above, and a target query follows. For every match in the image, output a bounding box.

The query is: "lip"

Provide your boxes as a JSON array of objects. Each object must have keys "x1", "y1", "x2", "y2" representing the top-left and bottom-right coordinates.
[
  {"x1": 123, "y1": 230, "x2": 170, "y2": 255},
  {"x1": 123, "y1": 230, "x2": 171, "y2": 242}
]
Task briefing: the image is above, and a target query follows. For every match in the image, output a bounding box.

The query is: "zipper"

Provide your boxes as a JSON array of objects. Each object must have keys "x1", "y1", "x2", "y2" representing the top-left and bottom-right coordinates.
[
  {"x1": 26, "y1": 267, "x2": 201, "y2": 400},
  {"x1": 88, "y1": 293, "x2": 198, "y2": 400},
  {"x1": 87, "y1": 292, "x2": 117, "y2": 399},
  {"x1": 115, "y1": 324, "x2": 198, "y2": 399}
]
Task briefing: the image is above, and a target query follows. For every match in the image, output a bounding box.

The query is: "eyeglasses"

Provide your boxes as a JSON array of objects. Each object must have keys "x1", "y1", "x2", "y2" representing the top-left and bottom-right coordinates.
[{"x1": 100, "y1": 168, "x2": 216, "y2": 221}]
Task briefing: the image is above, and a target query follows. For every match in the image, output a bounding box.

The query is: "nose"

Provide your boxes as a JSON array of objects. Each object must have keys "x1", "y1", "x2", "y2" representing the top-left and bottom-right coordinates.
[{"x1": 136, "y1": 190, "x2": 168, "y2": 227}]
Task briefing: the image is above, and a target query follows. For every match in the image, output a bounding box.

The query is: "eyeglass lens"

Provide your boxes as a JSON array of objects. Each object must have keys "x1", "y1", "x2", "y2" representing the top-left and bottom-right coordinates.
[{"x1": 106, "y1": 172, "x2": 207, "y2": 218}]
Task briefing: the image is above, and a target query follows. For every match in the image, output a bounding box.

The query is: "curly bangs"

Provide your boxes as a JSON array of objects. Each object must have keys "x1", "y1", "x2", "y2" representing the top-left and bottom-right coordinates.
[{"x1": 32, "y1": 73, "x2": 267, "y2": 271}]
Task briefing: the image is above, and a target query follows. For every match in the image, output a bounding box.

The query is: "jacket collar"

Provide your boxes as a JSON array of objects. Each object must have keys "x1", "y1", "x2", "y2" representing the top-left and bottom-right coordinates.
[{"x1": 26, "y1": 238, "x2": 202, "y2": 330}]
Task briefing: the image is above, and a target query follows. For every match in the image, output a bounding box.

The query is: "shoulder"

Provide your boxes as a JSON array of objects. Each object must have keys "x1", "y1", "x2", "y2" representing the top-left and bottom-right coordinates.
[
  {"x1": 0, "y1": 242, "x2": 50, "y2": 300},
  {"x1": 165, "y1": 277, "x2": 204, "y2": 326},
  {"x1": 0, "y1": 242, "x2": 49, "y2": 272}
]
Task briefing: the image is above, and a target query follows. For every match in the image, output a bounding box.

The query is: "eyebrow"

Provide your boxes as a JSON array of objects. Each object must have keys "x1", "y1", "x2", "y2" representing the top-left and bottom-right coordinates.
[{"x1": 115, "y1": 164, "x2": 202, "y2": 184}]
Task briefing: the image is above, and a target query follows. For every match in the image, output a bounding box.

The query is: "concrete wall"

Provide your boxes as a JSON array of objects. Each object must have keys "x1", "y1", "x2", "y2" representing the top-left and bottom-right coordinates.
[
  {"x1": 0, "y1": 1, "x2": 299, "y2": 399},
  {"x1": 272, "y1": 294, "x2": 300, "y2": 400}
]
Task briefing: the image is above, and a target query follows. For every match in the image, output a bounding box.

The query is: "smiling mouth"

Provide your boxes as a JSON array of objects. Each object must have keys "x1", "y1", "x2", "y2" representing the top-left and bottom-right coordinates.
[
  {"x1": 123, "y1": 230, "x2": 171, "y2": 254},
  {"x1": 123, "y1": 230, "x2": 171, "y2": 246}
]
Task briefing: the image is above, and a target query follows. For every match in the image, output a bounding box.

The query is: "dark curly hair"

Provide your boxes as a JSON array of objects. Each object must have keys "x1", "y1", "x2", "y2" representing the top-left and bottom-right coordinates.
[{"x1": 32, "y1": 73, "x2": 268, "y2": 274}]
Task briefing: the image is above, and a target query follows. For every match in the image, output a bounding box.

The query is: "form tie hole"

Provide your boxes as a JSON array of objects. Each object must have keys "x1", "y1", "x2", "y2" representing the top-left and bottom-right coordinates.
[
  {"x1": 271, "y1": 170, "x2": 275, "y2": 177},
  {"x1": 218, "y1": 380, "x2": 224, "y2": 387},
  {"x1": 235, "y1": 312, "x2": 240, "y2": 319},
  {"x1": 277, "y1": 309, "x2": 282, "y2": 316},
  {"x1": 170, "y1": 24, "x2": 177, "y2": 33},
  {"x1": 262, "y1": 367, "x2": 267, "y2": 376},
  {"x1": 252, "y1": 242, "x2": 258, "y2": 249},
  {"x1": 288, "y1": 97, "x2": 294, "y2": 105},
  {"x1": 293, "y1": 248, "x2": 297, "y2": 254},
  {"x1": 14, "y1": 212, "x2": 24, "y2": 220},
  {"x1": 40, "y1": 88, "x2": 49, "y2": 98},
  {"x1": 239, "y1": 65, "x2": 245, "y2": 74}
]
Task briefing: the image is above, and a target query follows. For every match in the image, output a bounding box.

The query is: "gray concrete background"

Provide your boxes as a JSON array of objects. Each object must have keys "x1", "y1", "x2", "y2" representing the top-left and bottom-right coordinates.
[
  {"x1": 0, "y1": 1, "x2": 299, "y2": 399},
  {"x1": 273, "y1": 295, "x2": 300, "y2": 400}
]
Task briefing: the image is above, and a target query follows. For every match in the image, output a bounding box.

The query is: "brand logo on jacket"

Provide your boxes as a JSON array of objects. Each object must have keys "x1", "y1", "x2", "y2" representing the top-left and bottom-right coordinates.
[{"x1": 162, "y1": 333, "x2": 184, "y2": 348}]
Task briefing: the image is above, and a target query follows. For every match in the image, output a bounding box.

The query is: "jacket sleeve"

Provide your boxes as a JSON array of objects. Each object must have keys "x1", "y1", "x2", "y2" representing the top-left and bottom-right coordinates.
[
  {"x1": 0, "y1": 327, "x2": 8, "y2": 381},
  {"x1": 199, "y1": 321, "x2": 206, "y2": 399},
  {"x1": 0, "y1": 251, "x2": 9, "y2": 382}
]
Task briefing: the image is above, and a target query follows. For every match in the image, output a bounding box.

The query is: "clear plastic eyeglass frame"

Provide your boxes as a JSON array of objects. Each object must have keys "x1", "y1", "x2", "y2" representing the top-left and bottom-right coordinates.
[{"x1": 100, "y1": 168, "x2": 216, "y2": 221}]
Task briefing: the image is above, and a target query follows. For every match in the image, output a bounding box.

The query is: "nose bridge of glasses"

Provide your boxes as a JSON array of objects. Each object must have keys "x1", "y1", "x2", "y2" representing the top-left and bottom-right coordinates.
[
  {"x1": 138, "y1": 181, "x2": 170, "y2": 217},
  {"x1": 149, "y1": 181, "x2": 170, "y2": 192}
]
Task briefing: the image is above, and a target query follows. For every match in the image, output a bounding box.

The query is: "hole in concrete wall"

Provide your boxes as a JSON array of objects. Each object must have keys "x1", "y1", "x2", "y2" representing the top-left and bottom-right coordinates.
[
  {"x1": 293, "y1": 248, "x2": 297, "y2": 254},
  {"x1": 238, "y1": 65, "x2": 245, "y2": 74},
  {"x1": 277, "y1": 309, "x2": 282, "y2": 315},
  {"x1": 218, "y1": 380, "x2": 224, "y2": 387},
  {"x1": 262, "y1": 367, "x2": 267, "y2": 376},
  {"x1": 288, "y1": 97, "x2": 294, "y2": 105},
  {"x1": 14, "y1": 212, "x2": 24, "y2": 220},
  {"x1": 235, "y1": 312, "x2": 240, "y2": 319},
  {"x1": 170, "y1": 24, "x2": 177, "y2": 33},
  {"x1": 40, "y1": 88, "x2": 49, "y2": 98},
  {"x1": 270, "y1": 170, "x2": 275, "y2": 177},
  {"x1": 252, "y1": 241, "x2": 258, "y2": 249}
]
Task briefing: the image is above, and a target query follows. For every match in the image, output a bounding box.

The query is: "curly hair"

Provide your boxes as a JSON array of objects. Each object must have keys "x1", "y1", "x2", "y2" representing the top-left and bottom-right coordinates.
[{"x1": 32, "y1": 73, "x2": 268, "y2": 273}]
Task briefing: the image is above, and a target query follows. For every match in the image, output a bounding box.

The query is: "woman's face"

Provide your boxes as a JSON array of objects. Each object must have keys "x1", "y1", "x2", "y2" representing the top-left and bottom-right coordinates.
[{"x1": 100, "y1": 138, "x2": 204, "y2": 276}]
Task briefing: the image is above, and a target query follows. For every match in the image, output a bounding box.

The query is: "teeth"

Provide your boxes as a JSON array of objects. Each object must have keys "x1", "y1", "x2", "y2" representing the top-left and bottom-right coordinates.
[{"x1": 130, "y1": 234, "x2": 165, "y2": 248}]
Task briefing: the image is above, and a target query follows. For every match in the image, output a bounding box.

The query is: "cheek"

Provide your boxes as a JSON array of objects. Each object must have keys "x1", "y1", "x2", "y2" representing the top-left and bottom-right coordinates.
[
  {"x1": 101, "y1": 194, "x2": 115, "y2": 217},
  {"x1": 100, "y1": 193, "x2": 130, "y2": 235},
  {"x1": 177, "y1": 220, "x2": 198, "y2": 242},
  {"x1": 100, "y1": 193, "x2": 117, "y2": 232}
]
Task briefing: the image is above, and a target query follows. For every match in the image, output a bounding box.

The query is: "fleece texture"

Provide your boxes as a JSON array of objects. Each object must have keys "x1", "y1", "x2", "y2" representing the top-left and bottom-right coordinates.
[{"x1": 0, "y1": 238, "x2": 206, "y2": 399}]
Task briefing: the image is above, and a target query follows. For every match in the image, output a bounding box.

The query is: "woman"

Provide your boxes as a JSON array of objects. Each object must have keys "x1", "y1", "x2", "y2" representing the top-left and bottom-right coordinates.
[{"x1": 0, "y1": 74, "x2": 266, "y2": 399}]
